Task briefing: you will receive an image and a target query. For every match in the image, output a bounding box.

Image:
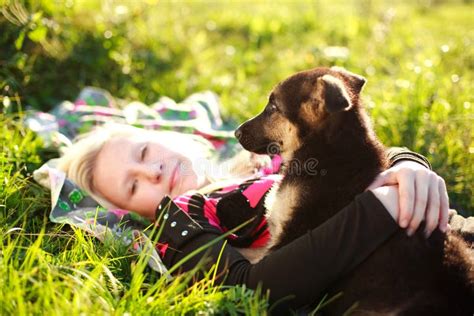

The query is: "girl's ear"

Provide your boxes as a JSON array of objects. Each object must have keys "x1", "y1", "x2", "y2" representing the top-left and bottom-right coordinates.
[{"x1": 315, "y1": 74, "x2": 352, "y2": 113}]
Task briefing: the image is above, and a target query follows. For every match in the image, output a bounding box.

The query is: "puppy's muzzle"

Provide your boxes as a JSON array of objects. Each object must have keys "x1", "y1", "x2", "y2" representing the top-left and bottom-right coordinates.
[{"x1": 235, "y1": 125, "x2": 254, "y2": 151}]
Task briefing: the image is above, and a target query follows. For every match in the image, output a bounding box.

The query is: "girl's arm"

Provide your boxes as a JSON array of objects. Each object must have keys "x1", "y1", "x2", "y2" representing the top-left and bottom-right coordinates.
[
  {"x1": 385, "y1": 146, "x2": 431, "y2": 169},
  {"x1": 162, "y1": 190, "x2": 397, "y2": 310}
]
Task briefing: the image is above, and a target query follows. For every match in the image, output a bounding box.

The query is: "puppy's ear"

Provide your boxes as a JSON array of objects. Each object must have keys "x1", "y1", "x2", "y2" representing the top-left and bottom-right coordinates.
[
  {"x1": 330, "y1": 66, "x2": 366, "y2": 94},
  {"x1": 316, "y1": 74, "x2": 352, "y2": 113}
]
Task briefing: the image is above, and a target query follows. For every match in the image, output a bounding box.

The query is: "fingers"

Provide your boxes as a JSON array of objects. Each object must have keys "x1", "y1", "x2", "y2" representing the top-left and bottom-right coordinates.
[
  {"x1": 398, "y1": 170, "x2": 415, "y2": 229},
  {"x1": 423, "y1": 174, "x2": 440, "y2": 238},
  {"x1": 366, "y1": 170, "x2": 398, "y2": 191},
  {"x1": 438, "y1": 177, "x2": 449, "y2": 232},
  {"x1": 406, "y1": 170, "x2": 429, "y2": 236},
  {"x1": 375, "y1": 161, "x2": 450, "y2": 238},
  {"x1": 365, "y1": 172, "x2": 387, "y2": 191}
]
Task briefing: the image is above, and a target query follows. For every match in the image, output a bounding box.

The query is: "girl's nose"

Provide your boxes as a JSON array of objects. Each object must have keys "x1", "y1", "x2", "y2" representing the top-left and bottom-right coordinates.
[{"x1": 137, "y1": 162, "x2": 162, "y2": 183}]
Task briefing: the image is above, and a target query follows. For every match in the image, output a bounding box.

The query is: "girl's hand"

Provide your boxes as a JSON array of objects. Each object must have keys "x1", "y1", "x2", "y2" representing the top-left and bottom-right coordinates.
[
  {"x1": 367, "y1": 161, "x2": 449, "y2": 238},
  {"x1": 370, "y1": 185, "x2": 399, "y2": 224},
  {"x1": 226, "y1": 150, "x2": 272, "y2": 178}
]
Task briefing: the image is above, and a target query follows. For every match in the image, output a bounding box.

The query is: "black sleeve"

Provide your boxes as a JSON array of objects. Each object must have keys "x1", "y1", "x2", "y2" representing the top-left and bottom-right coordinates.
[
  {"x1": 386, "y1": 146, "x2": 431, "y2": 169},
  {"x1": 158, "y1": 191, "x2": 398, "y2": 310}
]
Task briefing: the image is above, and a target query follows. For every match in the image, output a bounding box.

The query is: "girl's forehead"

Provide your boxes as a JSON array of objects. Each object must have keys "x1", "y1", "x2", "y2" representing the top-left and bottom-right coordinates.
[
  {"x1": 108, "y1": 133, "x2": 149, "y2": 146},
  {"x1": 127, "y1": 132, "x2": 160, "y2": 142},
  {"x1": 122, "y1": 133, "x2": 147, "y2": 141},
  {"x1": 107, "y1": 133, "x2": 175, "y2": 154}
]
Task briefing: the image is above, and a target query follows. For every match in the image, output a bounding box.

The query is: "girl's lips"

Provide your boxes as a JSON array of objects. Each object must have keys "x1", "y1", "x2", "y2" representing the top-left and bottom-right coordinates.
[{"x1": 169, "y1": 161, "x2": 180, "y2": 194}]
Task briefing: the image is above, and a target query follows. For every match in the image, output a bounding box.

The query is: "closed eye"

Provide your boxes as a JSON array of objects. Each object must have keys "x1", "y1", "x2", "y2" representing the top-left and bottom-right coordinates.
[
  {"x1": 133, "y1": 144, "x2": 147, "y2": 195},
  {"x1": 131, "y1": 179, "x2": 138, "y2": 195},
  {"x1": 140, "y1": 144, "x2": 148, "y2": 161}
]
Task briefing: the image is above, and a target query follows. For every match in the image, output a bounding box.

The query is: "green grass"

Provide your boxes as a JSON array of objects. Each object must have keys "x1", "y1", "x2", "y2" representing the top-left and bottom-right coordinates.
[{"x1": 1, "y1": 0, "x2": 473, "y2": 314}]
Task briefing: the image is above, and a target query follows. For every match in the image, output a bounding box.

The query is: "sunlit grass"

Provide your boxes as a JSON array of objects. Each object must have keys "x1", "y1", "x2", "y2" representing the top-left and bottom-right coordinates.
[
  {"x1": 0, "y1": 114, "x2": 269, "y2": 315},
  {"x1": 0, "y1": 226, "x2": 269, "y2": 315}
]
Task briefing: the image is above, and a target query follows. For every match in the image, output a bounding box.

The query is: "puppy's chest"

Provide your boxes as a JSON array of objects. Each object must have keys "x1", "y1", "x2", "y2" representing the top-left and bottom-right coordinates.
[{"x1": 264, "y1": 180, "x2": 308, "y2": 244}]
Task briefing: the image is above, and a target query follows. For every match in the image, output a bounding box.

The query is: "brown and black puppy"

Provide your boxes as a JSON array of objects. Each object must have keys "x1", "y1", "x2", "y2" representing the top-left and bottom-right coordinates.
[{"x1": 235, "y1": 67, "x2": 473, "y2": 315}]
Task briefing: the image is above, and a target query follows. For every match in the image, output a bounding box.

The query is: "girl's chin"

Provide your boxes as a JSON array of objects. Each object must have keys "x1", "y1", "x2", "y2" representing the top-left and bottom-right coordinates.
[{"x1": 174, "y1": 174, "x2": 199, "y2": 196}]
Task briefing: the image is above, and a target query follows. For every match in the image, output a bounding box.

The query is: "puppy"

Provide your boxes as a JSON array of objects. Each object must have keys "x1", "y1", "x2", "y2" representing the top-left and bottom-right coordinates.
[{"x1": 235, "y1": 67, "x2": 473, "y2": 314}]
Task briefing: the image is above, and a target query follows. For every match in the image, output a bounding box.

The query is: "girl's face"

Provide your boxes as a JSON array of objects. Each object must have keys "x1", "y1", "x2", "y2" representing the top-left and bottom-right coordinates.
[{"x1": 93, "y1": 133, "x2": 206, "y2": 219}]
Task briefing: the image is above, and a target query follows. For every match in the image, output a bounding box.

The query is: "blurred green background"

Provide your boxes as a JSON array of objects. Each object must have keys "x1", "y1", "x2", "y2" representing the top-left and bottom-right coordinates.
[
  {"x1": 0, "y1": 0, "x2": 473, "y2": 314},
  {"x1": 0, "y1": 0, "x2": 474, "y2": 214},
  {"x1": 3, "y1": 0, "x2": 472, "y2": 212}
]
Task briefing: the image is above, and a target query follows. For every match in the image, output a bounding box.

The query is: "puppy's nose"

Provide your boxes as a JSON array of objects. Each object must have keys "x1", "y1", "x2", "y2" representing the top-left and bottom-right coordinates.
[{"x1": 234, "y1": 128, "x2": 243, "y2": 140}]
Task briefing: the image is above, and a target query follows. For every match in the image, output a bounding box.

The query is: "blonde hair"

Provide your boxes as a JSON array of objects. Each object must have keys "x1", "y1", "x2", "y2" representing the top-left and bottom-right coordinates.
[{"x1": 56, "y1": 123, "x2": 216, "y2": 208}]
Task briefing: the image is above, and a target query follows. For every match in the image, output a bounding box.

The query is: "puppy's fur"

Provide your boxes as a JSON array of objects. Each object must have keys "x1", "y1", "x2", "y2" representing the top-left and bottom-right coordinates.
[{"x1": 235, "y1": 67, "x2": 473, "y2": 314}]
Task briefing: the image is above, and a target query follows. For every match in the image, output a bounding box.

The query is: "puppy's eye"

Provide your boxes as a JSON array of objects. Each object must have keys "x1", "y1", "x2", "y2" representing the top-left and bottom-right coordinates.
[{"x1": 267, "y1": 103, "x2": 278, "y2": 113}]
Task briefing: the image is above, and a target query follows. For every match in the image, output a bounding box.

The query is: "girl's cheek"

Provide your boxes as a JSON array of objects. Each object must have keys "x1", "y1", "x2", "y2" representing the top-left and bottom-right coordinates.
[
  {"x1": 184, "y1": 173, "x2": 199, "y2": 192},
  {"x1": 147, "y1": 187, "x2": 164, "y2": 208}
]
